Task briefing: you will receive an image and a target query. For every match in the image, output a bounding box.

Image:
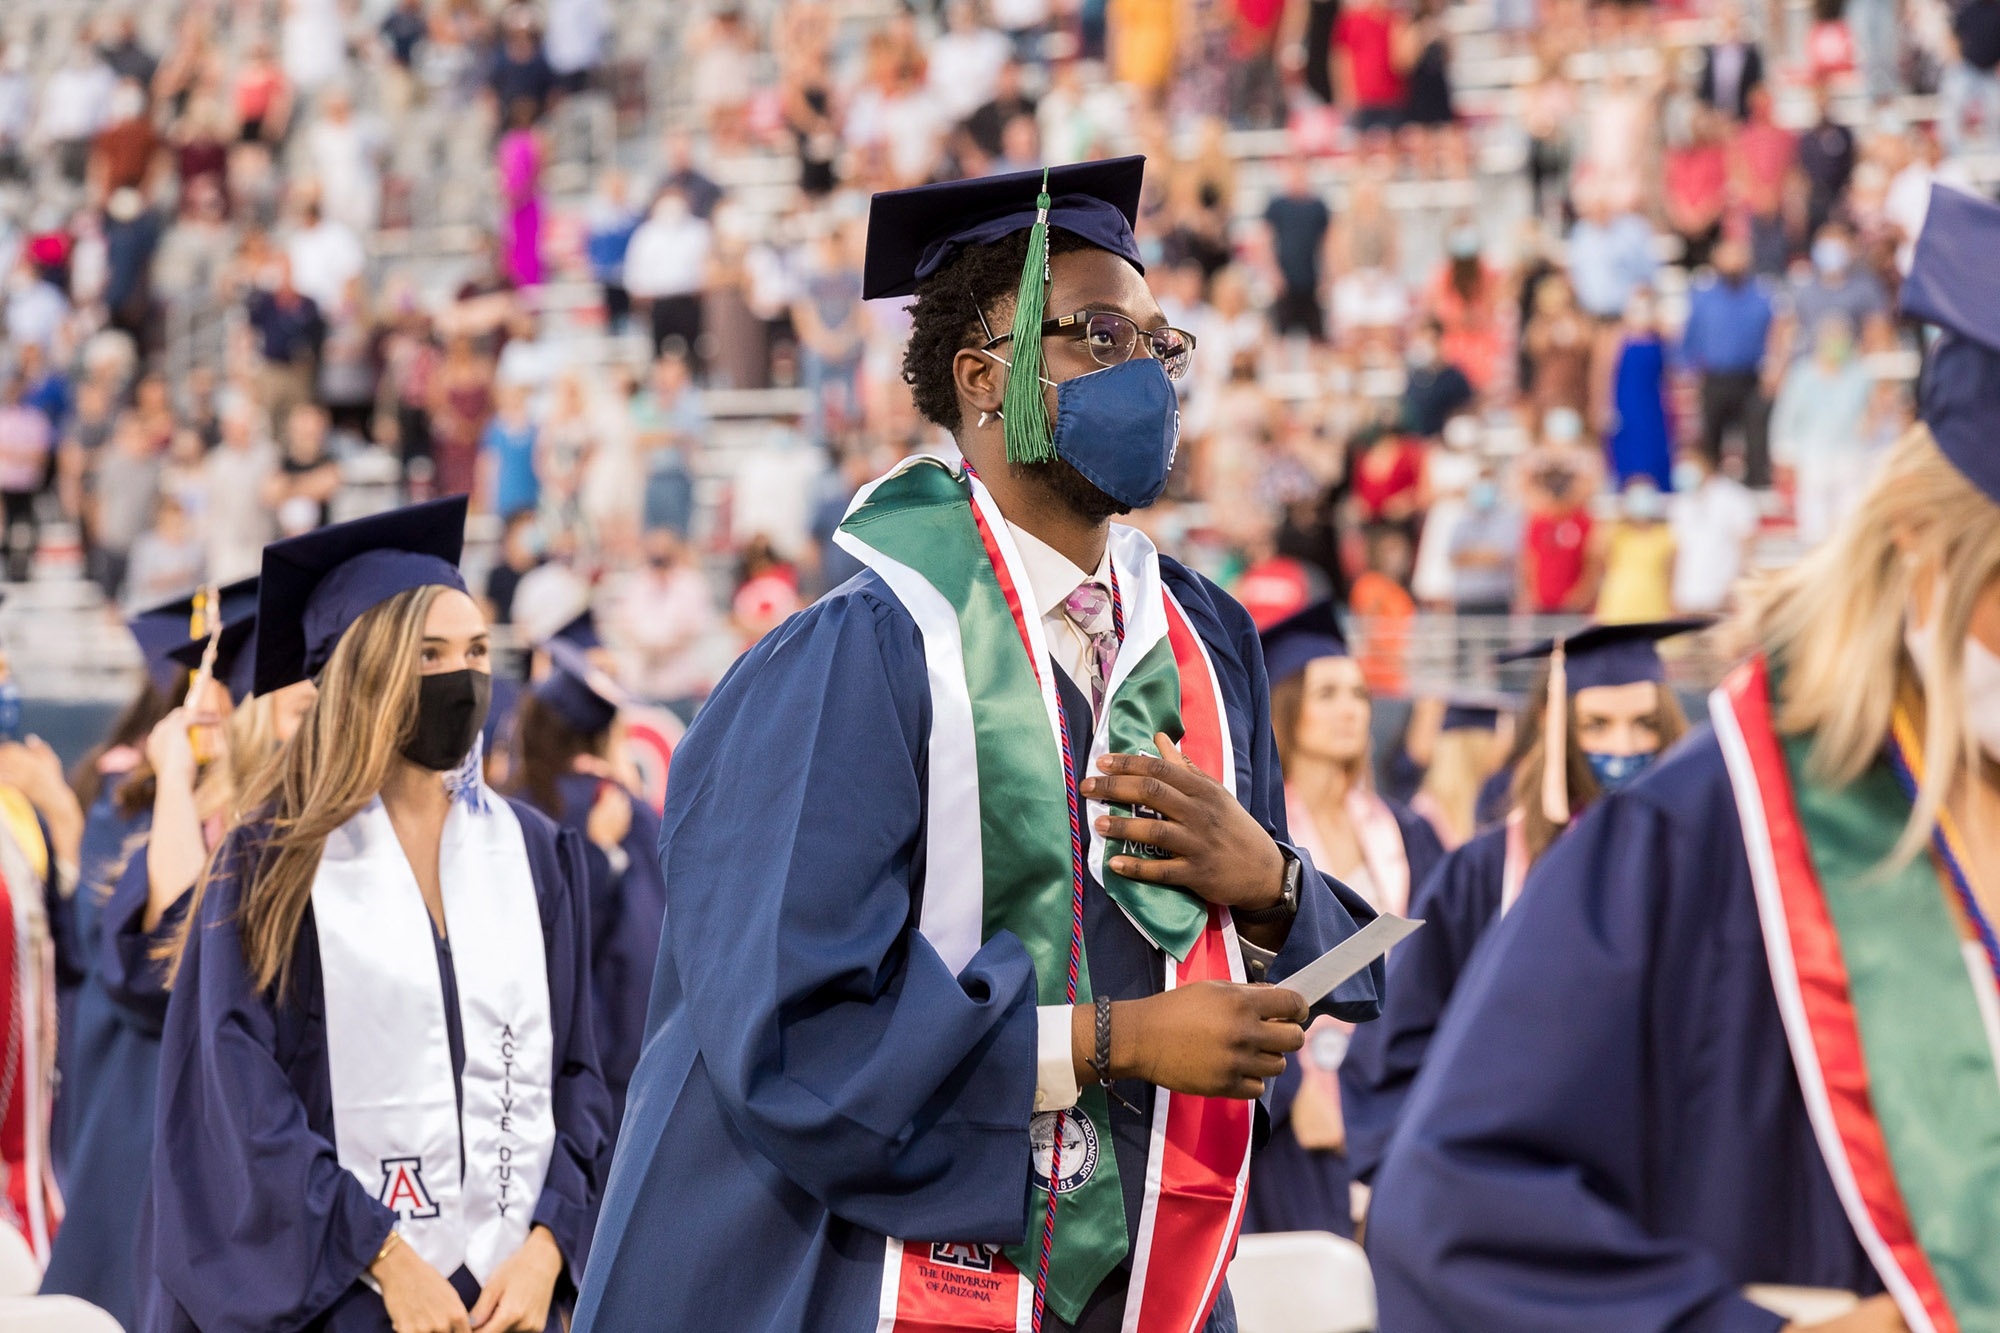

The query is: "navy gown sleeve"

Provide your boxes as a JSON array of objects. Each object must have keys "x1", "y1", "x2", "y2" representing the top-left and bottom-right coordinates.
[
  {"x1": 656, "y1": 583, "x2": 1041, "y2": 1241},
  {"x1": 509, "y1": 802, "x2": 615, "y2": 1282},
  {"x1": 1366, "y1": 784, "x2": 1787, "y2": 1333},
  {"x1": 145, "y1": 828, "x2": 396, "y2": 1332},
  {"x1": 99, "y1": 845, "x2": 191, "y2": 1036},
  {"x1": 1338, "y1": 826, "x2": 1505, "y2": 1185},
  {"x1": 1164, "y1": 562, "x2": 1382, "y2": 1023}
]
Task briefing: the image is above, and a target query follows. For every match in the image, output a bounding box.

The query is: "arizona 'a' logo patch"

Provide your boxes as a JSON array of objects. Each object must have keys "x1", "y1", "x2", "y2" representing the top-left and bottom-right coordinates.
[
  {"x1": 379, "y1": 1157, "x2": 441, "y2": 1220},
  {"x1": 928, "y1": 1242, "x2": 1000, "y2": 1272}
]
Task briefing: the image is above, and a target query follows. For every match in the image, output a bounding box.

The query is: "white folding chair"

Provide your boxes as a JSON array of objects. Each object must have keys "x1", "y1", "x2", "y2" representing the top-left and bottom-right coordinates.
[
  {"x1": 0, "y1": 1296, "x2": 126, "y2": 1332},
  {"x1": 0, "y1": 1222, "x2": 39, "y2": 1297},
  {"x1": 1227, "y1": 1230, "x2": 1377, "y2": 1333}
]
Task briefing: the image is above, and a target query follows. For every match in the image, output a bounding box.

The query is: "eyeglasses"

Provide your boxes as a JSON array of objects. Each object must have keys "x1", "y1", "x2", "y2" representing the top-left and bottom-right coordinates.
[{"x1": 983, "y1": 309, "x2": 1198, "y2": 381}]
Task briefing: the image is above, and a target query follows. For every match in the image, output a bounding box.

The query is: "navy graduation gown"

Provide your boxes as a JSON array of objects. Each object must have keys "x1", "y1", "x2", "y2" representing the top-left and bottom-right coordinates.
[
  {"x1": 574, "y1": 561, "x2": 1382, "y2": 1333},
  {"x1": 1338, "y1": 822, "x2": 1509, "y2": 1186},
  {"x1": 1243, "y1": 801, "x2": 1442, "y2": 1238},
  {"x1": 51, "y1": 783, "x2": 140, "y2": 1181},
  {"x1": 1473, "y1": 765, "x2": 1513, "y2": 828},
  {"x1": 42, "y1": 833, "x2": 188, "y2": 1326},
  {"x1": 1367, "y1": 729, "x2": 1879, "y2": 1333},
  {"x1": 550, "y1": 771, "x2": 667, "y2": 1126},
  {"x1": 135, "y1": 797, "x2": 612, "y2": 1333}
]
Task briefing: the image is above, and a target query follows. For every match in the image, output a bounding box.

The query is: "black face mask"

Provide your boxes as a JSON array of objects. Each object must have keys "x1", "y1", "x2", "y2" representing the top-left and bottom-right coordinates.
[{"x1": 402, "y1": 669, "x2": 492, "y2": 771}]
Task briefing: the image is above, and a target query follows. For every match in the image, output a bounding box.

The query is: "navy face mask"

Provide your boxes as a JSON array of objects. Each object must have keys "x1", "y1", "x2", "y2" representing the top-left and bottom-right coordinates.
[
  {"x1": 1584, "y1": 748, "x2": 1655, "y2": 792},
  {"x1": 989, "y1": 352, "x2": 1182, "y2": 510}
]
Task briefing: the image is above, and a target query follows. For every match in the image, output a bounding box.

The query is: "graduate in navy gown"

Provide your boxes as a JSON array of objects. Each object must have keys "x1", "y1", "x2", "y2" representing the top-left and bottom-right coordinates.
[
  {"x1": 505, "y1": 639, "x2": 666, "y2": 1127},
  {"x1": 577, "y1": 159, "x2": 1383, "y2": 1333},
  {"x1": 1340, "y1": 621, "x2": 1699, "y2": 1190},
  {"x1": 1406, "y1": 695, "x2": 1514, "y2": 851},
  {"x1": 1368, "y1": 188, "x2": 2000, "y2": 1333},
  {"x1": 137, "y1": 498, "x2": 611, "y2": 1333},
  {"x1": 1240, "y1": 605, "x2": 1443, "y2": 1238},
  {"x1": 40, "y1": 580, "x2": 301, "y2": 1324}
]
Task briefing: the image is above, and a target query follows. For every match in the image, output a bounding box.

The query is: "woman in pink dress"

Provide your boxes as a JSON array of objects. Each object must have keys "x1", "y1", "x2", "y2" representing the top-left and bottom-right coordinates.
[{"x1": 497, "y1": 99, "x2": 545, "y2": 288}]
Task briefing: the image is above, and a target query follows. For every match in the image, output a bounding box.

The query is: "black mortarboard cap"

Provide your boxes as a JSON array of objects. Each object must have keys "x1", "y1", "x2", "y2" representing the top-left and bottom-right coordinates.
[
  {"x1": 861, "y1": 156, "x2": 1147, "y2": 301},
  {"x1": 132, "y1": 578, "x2": 259, "y2": 694},
  {"x1": 1900, "y1": 184, "x2": 2000, "y2": 505},
  {"x1": 533, "y1": 639, "x2": 628, "y2": 735},
  {"x1": 1496, "y1": 618, "x2": 1712, "y2": 693},
  {"x1": 1258, "y1": 599, "x2": 1349, "y2": 687},
  {"x1": 254, "y1": 497, "x2": 469, "y2": 695}
]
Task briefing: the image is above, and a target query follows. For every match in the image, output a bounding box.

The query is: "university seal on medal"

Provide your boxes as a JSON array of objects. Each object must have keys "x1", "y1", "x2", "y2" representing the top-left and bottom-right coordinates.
[{"x1": 1030, "y1": 1109, "x2": 1099, "y2": 1195}]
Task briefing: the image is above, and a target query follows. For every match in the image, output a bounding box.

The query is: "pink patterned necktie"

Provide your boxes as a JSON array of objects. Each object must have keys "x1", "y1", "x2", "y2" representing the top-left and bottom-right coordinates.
[{"x1": 1062, "y1": 582, "x2": 1118, "y2": 717}]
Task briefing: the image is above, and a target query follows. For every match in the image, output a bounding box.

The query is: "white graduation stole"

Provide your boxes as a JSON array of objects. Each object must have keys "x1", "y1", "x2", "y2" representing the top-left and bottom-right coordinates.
[{"x1": 313, "y1": 789, "x2": 556, "y2": 1283}]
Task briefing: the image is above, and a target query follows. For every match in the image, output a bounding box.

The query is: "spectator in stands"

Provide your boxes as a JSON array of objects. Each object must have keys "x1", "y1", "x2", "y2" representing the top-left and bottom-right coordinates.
[
  {"x1": 1663, "y1": 107, "x2": 1729, "y2": 270},
  {"x1": 246, "y1": 254, "x2": 324, "y2": 435},
  {"x1": 1399, "y1": 319, "x2": 1473, "y2": 438},
  {"x1": 122, "y1": 493, "x2": 206, "y2": 612},
  {"x1": 0, "y1": 42, "x2": 30, "y2": 182},
  {"x1": 794, "y1": 224, "x2": 865, "y2": 447},
  {"x1": 497, "y1": 99, "x2": 547, "y2": 288},
  {"x1": 428, "y1": 332, "x2": 495, "y2": 500},
  {"x1": 286, "y1": 196, "x2": 366, "y2": 318},
  {"x1": 1605, "y1": 288, "x2": 1670, "y2": 491},
  {"x1": 97, "y1": 13, "x2": 158, "y2": 90},
  {"x1": 929, "y1": 0, "x2": 1011, "y2": 122},
  {"x1": 1427, "y1": 224, "x2": 1504, "y2": 392},
  {"x1": 962, "y1": 58, "x2": 1039, "y2": 167},
  {"x1": 304, "y1": 87, "x2": 383, "y2": 236},
  {"x1": 1565, "y1": 183, "x2": 1658, "y2": 321},
  {"x1": 690, "y1": 6, "x2": 758, "y2": 147},
  {"x1": 488, "y1": 10, "x2": 558, "y2": 122},
  {"x1": 1696, "y1": 8, "x2": 1763, "y2": 122},
  {"x1": 547, "y1": 0, "x2": 609, "y2": 93},
  {"x1": 89, "y1": 79, "x2": 159, "y2": 203},
  {"x1": 1771, "y1": 312, "x2": 1875, "y2": 544},
  {"x1": 1946, "y1": 0, "x2": 2000, "y2": 152},
  {"x1": 102, "y1": 188, "x2": 166, "y2": 346},
  {"x1": 265, "y1": 402, "x2": 341, "y2": 537},
  {"x1": 1264, "y1": 157, "x2": 1332, "y2": 344},
  {"x1": 1333, "y1": 0, "x2": 1410, "y2": 136},
  {"x1": 1679, "y1": 238, "x2": 1773, "y2": 488},
  {"x1": 626, "y1": 186, "x2": 712, "y2": 369},
  {"x1": 480, "y1": 380, "x2": 541, "y2": 519},
  {"x1": 633, "y1": 353, "x2": 705, "y2": 538},
  {"x1": 1796, "y1": 87, "x2": 1855, "y2": 240},
  {"x1": 1519, "y1": 453, "x2": 1598, "y2": 614},
  {"x1": 1594, "y1": 479, "x2": 1675, "y2": 623},
  {"x1": 1448, "y1": 464, "x2": 1523, "y2": 618},
  {"x1": 1522, "y1": 271, "x2": 1592, "y2": 430},
  {"x1": 654, "y1": 129, "x2": 724, "y2": 221},
  {"x1": 38, "y1": 39, "x2": 116, "y2": 184},
  {"x1": 584, "y1": 169, "x2": 641, "y2": 333},
  {"x1": 611, "y1": 527, "x2": 721, "y2": 709},
  {"x1": 88, "y1": 412, "x2": 164, "y2": 599},
  {"x1": 1732, "y1": 87, "x2": 1795, "y2": 274},
  {"x1": 203, "y1": 398, "x2": 279, "y2": 583},
  {"x1": 379, "y1": 0, "x2": 429, "y2": 77},
  {"x1": 1780, "y1": 221, "x2": 1892, "y2": 370},
  {"x1": 1668, "y1": 449, "x2": 1759, "y2": 613},
  {"x1": 0, "y1": 377, "x2": 51, "y2": 582},
  {"x1": 232, "y1": 38, "x2": 292, "y2": 146}
]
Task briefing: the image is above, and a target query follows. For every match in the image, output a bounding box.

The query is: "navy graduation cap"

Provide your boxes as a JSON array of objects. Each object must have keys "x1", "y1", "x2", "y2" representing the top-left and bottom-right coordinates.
[
  {"x1": 167, "y1": 619, "x2": 259, "y2": 706},
  {"x1": 131, "y1": 578, "x2": 260, "y2": 694},
  {"x1": 550, "y1": 608, "x2": 601, "y2": 651},
  {"x1": 1258, "y1": 599, "x2": 1348, "y2": 687},
  {"x1": 1440, "y1": 689, "x2": 1514, "y2": 733},
  {"x1": 254, "y1": 496, "x2": 469, "y2": 695},
  {"x1": 1900, "y1": 184, "x2": 2000, "y2": 505},
  {"x1": 1498, "y1": 617, "x2": 1711, "y2": 823},
  {"x1": 861, "y1": 156, "x2": 1146, "y2": 302},
  {"x1": 533, "y1": 639, "x2": 630, "y2": 736}
]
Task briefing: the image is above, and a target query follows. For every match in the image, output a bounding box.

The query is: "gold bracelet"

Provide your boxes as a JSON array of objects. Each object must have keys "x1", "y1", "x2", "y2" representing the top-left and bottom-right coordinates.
[{"x1": 373, "y1": 1229, "x2": 402, "y2": 1267}]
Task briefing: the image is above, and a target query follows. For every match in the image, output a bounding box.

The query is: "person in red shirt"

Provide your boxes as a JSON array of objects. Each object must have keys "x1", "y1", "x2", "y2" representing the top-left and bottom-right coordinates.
[
  {"x1": 1519, "y1": 459, "x2": 1600, "y2": 613},
  {"x1": 1334, "y1": 0, "x2": 1412, "y2": 134}
]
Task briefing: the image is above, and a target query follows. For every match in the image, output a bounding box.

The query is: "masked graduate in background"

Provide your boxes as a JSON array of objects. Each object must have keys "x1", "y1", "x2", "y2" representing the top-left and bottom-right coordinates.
[
  {"x1": 1367, "y1": 186, "x2": 2000, "y2": 1333},
  {"x1": 138, "y1": 497, "x2": 611, "y2": 1333},
  {"x1": 1339, "y1": 619, "x2": 1699, "y2": 1194},
  {"x1": 40, "y1": 580, "x2": 305, "y2": 1324},
  {"x1": 1240, "y1": 603, "x2": 1444, "y2": 1238},
  {"x1": 506, "y1": 639, "x2": 666, "y2": 1128},
  {"x1": 577, "y1": 158, "x2": 1383, "y2": 1333},
  {"x1": 49, "y1": 602, "x2": 191, "y2": 1180}
]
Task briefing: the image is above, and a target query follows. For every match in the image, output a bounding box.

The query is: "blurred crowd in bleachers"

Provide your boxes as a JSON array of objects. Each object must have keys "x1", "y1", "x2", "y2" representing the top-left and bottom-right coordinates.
[{"x1": 0, "y1": 0, "x2": 1989, "y2": 709}]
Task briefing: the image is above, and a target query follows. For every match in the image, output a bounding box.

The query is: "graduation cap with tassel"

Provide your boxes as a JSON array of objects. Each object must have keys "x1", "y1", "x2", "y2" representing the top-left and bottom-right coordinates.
[{"x1": 1497, "y1": 618, "x2": 1712, "y2": 824}]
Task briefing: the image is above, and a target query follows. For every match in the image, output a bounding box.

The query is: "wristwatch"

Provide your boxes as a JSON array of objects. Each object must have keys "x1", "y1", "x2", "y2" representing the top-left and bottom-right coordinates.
[{"x1": 1235, "y1": 843, "x2": 1302, "y2": 927}]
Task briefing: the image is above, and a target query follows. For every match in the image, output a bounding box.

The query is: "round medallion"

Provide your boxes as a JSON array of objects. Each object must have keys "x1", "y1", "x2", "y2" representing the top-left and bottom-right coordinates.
[{"x1": 1030, "y1": 1109, "x2": 1100, "y2": 1195}]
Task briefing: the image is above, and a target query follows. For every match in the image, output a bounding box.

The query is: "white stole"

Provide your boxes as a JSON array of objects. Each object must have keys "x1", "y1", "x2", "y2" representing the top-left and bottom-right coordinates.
[
  {"x1": 313, "y1": 789, "x2": 555, "y2": 1283},
  {"x1": 1285, "y1": 785, "x2": 1412, "y2": 918}
]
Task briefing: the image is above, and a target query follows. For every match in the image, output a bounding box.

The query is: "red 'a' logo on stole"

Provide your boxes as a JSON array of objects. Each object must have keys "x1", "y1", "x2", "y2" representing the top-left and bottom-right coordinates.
[{"x1": 379, "y1": 1157, "x2": 441, "y2": 1220}]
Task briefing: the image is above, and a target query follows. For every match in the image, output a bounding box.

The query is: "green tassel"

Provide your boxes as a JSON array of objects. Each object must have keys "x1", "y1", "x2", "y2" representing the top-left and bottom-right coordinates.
[{"x1": 1002, "y1": 171, "x2": 1056, "y2": 465}]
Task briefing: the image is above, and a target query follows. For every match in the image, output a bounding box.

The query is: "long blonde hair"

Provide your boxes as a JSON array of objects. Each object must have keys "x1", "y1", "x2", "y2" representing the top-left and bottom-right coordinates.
[
  {"x1": 1731, "y1": 426, "x2": 2000, "y2": 868},
  {"x1": 168, "y1": 586, "x2": 441, "y2": 993}
]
